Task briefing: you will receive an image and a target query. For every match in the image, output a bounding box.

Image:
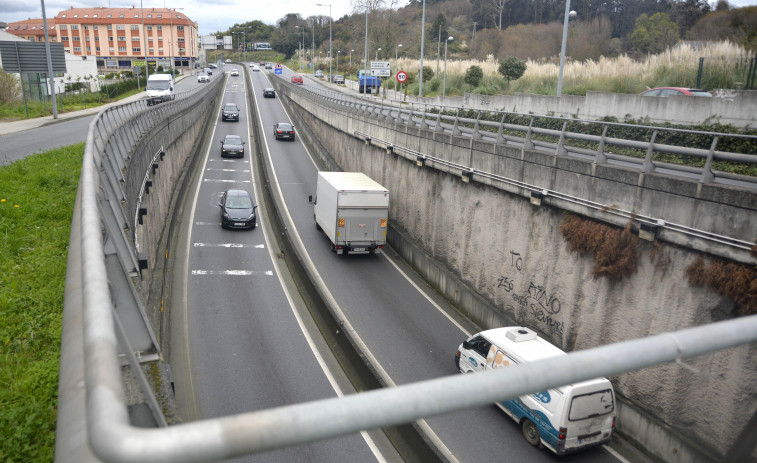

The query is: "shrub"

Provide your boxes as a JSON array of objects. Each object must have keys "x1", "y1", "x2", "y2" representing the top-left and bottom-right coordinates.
[
  {"x1": 560, "y1": 215, "x2": 640, "y2": 281},
  {"x1": 685, "y1": 257, "x2": 757, "y2": 316},
  {"x1": 464, "y1": 65, "x2": 484, "y2": 86},
  {"x1": 498, "y1": 56, "x2": 527, "y2": 83},
  {"x1": 0, "y1": 69, "x2": 21, "y2": 104}
]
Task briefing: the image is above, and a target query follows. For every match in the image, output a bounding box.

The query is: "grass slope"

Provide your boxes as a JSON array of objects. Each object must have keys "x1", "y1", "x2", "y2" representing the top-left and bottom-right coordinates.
[{"x1": 0, "y1": 143, "x2": 83, "y2": 462}]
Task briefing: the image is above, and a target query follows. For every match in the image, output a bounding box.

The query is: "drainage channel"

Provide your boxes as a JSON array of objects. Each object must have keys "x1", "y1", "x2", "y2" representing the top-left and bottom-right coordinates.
[{"x1": 247, "y1": 71, "x2": 445, "y2": 463}]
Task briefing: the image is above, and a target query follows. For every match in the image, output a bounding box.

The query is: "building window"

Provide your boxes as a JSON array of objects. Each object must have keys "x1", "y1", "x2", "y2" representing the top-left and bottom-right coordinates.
[
  {"x1": 93, "y1": 25, "x2": 98, "y2": 30},
  {"x1": 157, "y1": 14, "x2": 162, "y2": 18},
  {"x1": 86, "y1": 47, "x2": 91, "y2": 52},
  {"x1": 178, "y1": 37, "x2": 185, "y2": 43},
  {"x1": 95, "y1": 36, "x2": 99, "y2": 41},
  {"x1": 179, "y1": 47, "x2": 185, "y2": 53},
  {"x1": 147, "y1": 14, "x2": 152, "y2": 18},
  {"x1": 147, "y1": 25, "x2": 153, "y2": 30},
  {"x1": 177, "y1": 15, "x2": 182, "y2": 19},
  {"x1": 106, "y1": 14, "x2": 111, "y2": 18},
  {"x1": 148, "y1": 37, "x2": 153, "y2": 42},
  {"x1": 133, "y1": 47, "x2": 141, "y2": 53},
  {"x1": 118, "y1": 47, "x2": 126, "y2": 52},
  {"x1": 84, "y1": 14, "x2": 88, "y2": 17},
  {"x1": 31, "y1": 26, "x2": 37, "y2": 30},
  {"x1": 93, "y1": 14, "x2": 98, "y2": 18},
  {"x1": 61, "y1": 36, "x2": 69, "y2": 41},
  {"x1": 177, "y1": 26, "x2": 184, "y2": 31},
  {"x1": 108, "y1": 36, "x2": 114, "y2": 41},
  {"x1": 157, "y1": 25, "x2": 162, "y2": 30},
  {"x1": 116, "y1": 25, "x2": 125, "y2": 30},
  {"x1": 73, "y1": 14, "x2": 78, "y2": 18},
  {"x1": 150, "y1": 48, "x2": 155, "y2": 53},
  {"x1": 109, "y1": 47, "x2": 115, "y2": 52},
  {"x1": 73, "y1": 47, "x2": 81, "y2": 51},
  {"x1": 117, "y1": 36, "x2": 126, "y2": 41},
  {"x1": 107, "y1": 25, "x2": 112, "y2": 30},
  {"x1": 134, "y1": 14, "x2": 139, "y2": 18},
  {"x1": 73, "y1": 36, "x2": 80, "y2": 42},
  {"x1": 83, "y1": 25, "x2": 88, "y2": 30},
  {"x1": 71, "y1": 25, "x2": 79, "y2": 30},
  {"x1": 119, "y1": 14, "x2": 125, "y2": 18},
  {"x1": 96, "y1": 47, "x2": 100, "y2": 52},
  {"x1": 61, "y1": 14, "x2": 66, "y2": 17},
  {"x1": 58, "y1": 25, "x2": 66, "y2": 30},
  {"x1": 130, "y1": 25, "x2": 139, "y2": 30},
  {"x1": 132, "y1": 36, "x2": 140, "y2": 42},
  {"x1": 158, "y1": 48, "x2": 163, "y2": 53}
]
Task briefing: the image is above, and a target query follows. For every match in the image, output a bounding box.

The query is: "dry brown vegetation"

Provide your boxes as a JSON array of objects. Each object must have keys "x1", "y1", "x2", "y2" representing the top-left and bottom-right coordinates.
[
  {"x1": 685, "y1": 257, "x2": 757, "y2": 316},
  {"x1": 560, "y1": 215, "x2": 640, "y2": 282}
]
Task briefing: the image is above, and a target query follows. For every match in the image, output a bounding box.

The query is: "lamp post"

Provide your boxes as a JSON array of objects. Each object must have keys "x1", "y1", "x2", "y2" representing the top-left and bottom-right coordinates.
[
  {"x1": 363, "y1": 6, "x2": 369, "y2": 84},
  {"x1": 442, "y1": 36, "x2": 453, "y2": 98},
  {"x1": 375, "y1": 47, "x2": 381, "y2": 60},
  {"x1": 234, "y1": 32, "x2": 243, "y2": 61},
  {"x1": 295, "y1": 25, "x2": 305, "y2": 63},
  {"x1": 337, "y1": 50, "x2": 341, "y2": 75},
  {"x1": 419, "y1": 0, "x2": 426, "y2": 97},
  {"x1": 140, "y1": 0, "x2": 149, "y2": 83},
  {"x1": 168, "y1": 8, "x2": 184, "y2": 74},
  {"x1": 556, "y1": 0, "x2": 577, "y2": 97},
  {"x1": 394, "y1": 43, "x2": 402, "y2": 93},
  {"x1": 41, "y1": 0, "x2": 58, "y2": 119},
  {"x1": 349, "y1": 49, "x2": 354, "y2": 68},
  {"x1": 316, "y1": 3, "x2": 332, "y2": 82},
  {"x1": 311, "y1": 27, "x2": 315, "y2": 74}
]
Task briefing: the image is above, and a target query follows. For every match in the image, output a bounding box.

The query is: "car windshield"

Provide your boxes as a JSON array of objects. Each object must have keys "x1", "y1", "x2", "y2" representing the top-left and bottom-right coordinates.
[
  {"x1": 690, "y1": 90, "x2": 712, "y2": 97},
  {"x1": 224, "y1": 136, "x2": 242, "y2": 144},
  {"x1": 224, "y1": 104, "x2": 238, "y2": 111},
  {"x1": 265, "y1": 88, "x2": 274, "y2": 92},
  {"x1": 226, "y1": 195, "x2": 252, "y2": 209},
  {"x1": 147, "y1": 81, "x2": 170, "y2": 90},
  {"x1": 198, "y1": 73, "x2": 207, "y2": 77},
  {"x1": 277, "y1": 123, "x2": 292, "y2": 131}
]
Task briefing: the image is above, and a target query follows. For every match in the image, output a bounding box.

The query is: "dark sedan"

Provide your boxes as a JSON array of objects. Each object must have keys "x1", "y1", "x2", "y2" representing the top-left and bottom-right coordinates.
[
  {"x1": 273, "y1": 122, "x2": 295, "y2": 141},
  {"x1": 219, "y1": 189, "x2": 257, "y2": 229},
  {"x1": 263, "y1": 88, "x2": 275, "y2": 98},
  {"x1": 220, "y1": 134, "x2": 245, "y2": 158},
  {"x1": 222, "y1": 103, "x2": 240, "y2": 122}
]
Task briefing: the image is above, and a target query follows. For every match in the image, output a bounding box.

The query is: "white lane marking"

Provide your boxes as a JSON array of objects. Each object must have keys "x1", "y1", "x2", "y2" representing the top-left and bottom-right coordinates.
[
  {"x1": 194, "y1": 221, "x2": 221, "y2": 226},
  {"x1": 209, "y1": 159, "x2": 249, "y2": 163},
  {"x1": 255, "y1": 68, "x2": 388, "y2": 463},
  {"x1": 191, "y1": 270, "x2": 273, "y2": 276},
  {"x1": 193, "y1": 243, "x2": 265, "y2": 248},
  {"x1": 203, "y1": 178, "x2": 251, "y2": 183},
  {"x1": 382, "y1": 254, "x2": 471, "y2": 338},
  {"x1": 206, "y1": 168, "x2": 251, "y2": 172}
]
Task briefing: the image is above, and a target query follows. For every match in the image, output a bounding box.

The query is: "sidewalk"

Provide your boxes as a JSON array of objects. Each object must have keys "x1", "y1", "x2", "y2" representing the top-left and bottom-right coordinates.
[{"x1": 0, "y1": 73, "x2": 189, "y2": 136}]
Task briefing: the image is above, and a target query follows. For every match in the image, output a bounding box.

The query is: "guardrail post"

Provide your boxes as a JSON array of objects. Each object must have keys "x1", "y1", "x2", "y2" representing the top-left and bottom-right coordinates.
[
  {"x1": 418, "y1": 104, "x2": 429, "y2": 130},
  {"x1": 555, "y1": 120, "x2": 569, "y2": 156},
  {"x1": 523, "y1": 116, "x2": 535, "y2": 150},
  {"x1": 383, "y1": 100, "x2": 393, "y2": 122},
  {"x1": 452, "y1": 108, "x2": 462, "y2": 136},
  {"x1": 472, "y1": 111, "x2": 483, "y2": 140},
  {"x1": 642, "y1": 129, "x2": 659, "y2": 173},
  {"x1": 595, "y1": 125, "x2": 609, "y2": 164},
  {"x1": 495, "y1": 113, "x2": 507, "y2": 144},
  {"x1": 433, "y1": 112, "x2": 443, "y2": 133},
  {"x1": 700, "y1": 135, "x2": 718, "y2": 184}
]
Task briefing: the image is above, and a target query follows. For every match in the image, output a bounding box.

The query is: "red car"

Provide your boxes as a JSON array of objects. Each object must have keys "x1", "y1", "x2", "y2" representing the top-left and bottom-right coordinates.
[
  {"x1": 291, "y1": 75, "x2": 304, "y2": 85},
  {"x1": 640, "y1": 87, "x2": 712, "y2": 97}
]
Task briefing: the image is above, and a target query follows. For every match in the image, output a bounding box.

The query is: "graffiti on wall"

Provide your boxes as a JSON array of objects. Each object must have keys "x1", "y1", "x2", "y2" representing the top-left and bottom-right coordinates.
[{"x1": 497, "y1": 250, "x2": 565, "y2": 336}]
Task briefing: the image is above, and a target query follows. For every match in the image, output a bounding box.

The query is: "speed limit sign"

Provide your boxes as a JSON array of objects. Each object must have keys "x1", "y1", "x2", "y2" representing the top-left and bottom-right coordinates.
[{"x1": 396, "y1": 71, "x2": 407, "y2": 83}]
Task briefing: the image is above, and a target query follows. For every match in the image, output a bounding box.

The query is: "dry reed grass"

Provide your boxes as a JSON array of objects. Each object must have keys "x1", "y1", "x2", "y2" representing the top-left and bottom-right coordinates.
[{"x1": 685, "y1": 257, "x2": 757, "y2": 316}]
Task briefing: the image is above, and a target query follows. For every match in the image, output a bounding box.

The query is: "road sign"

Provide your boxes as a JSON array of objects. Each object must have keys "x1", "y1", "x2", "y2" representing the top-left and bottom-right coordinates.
[
  {"x1": 276, "y1": 63, "x2": 282, "y2": 68},
  {"x1": 396, "y1": 71, "x2": 407, "y2": 83},
  {"x1": 275, "y1": 68, "x2": 283, "y2": 75},
  {"x1": 371, "y1": 69, "x2": 390, "y2": 77},
  {"x1": 370, "y1": 61, "x2": 390, "y2": 69}
]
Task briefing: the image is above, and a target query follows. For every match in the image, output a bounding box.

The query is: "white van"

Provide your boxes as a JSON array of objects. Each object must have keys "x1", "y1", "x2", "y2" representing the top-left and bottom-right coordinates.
[
  {"x1": 455, "y1": 327, "x2": 615, "y2": 455},
  {"x1": 145, "y1": 74, "x2": 174, "y2": 105}
]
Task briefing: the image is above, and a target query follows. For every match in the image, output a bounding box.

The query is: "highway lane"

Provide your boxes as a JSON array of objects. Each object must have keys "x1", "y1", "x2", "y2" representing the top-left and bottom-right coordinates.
[
  {"x1": 169, "y1": 65, "x2": 391, "y2": 462},
  {"x1": 0, "y1": 74, "x2": 200, "y2": 167},
  {"x1": 253, "y1": 66, "x2": 624, "y2": 463}
]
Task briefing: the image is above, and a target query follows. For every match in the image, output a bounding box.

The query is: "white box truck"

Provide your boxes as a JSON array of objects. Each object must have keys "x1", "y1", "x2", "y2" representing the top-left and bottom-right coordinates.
[
  {"x1": 312, "y1": 172, "x2": 389, "y2": 255},
  {"x1": 455, "y1": 327, "x2": 615, "y2": 456},
  {"x1": 145, "y1": 74, "x2": 175, "y2": 106}
]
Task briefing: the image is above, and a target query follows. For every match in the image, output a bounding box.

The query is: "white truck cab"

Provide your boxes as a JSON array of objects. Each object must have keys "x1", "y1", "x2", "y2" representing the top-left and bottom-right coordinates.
[
  {"x1": 455, "y1": 327, "x2": 615, "y2": 455},
  {"x1": 145, "y1": 73, "x2": 174, "y2": 105}
]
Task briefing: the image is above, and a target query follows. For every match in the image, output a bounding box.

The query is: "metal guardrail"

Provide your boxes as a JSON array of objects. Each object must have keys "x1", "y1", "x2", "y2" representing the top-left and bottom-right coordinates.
[
  {"x1": 296, "y1": 85, "x2": 757, "y2": 189},
  {"x1": 59, "y1": 73, "x2": 757, "y2": 463}
]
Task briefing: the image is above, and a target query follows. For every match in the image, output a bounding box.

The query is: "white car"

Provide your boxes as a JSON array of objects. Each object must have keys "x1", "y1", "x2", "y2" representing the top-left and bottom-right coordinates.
[
  {"x1": 197, "y1": 72, "x2": 210, "y2": 83},
  {"x1": 230, "y1": 69, "x2": 239, "y2": 76},
  {"x1": 225, "y1": 59, "x2": 231, "y2": 63},
  {"x1": 333, "y1": 75, "x2": 345, "y2": 85},
  {"x1": 251, "y1": 65, "x2": 260, "y2": 72},
  {"x1": 315, "y1": 70, "x2": 324, "y2": 78}
]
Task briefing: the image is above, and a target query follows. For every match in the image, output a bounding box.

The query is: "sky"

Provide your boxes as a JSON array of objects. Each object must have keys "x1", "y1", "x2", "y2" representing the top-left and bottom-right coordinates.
[{"x1": 2, "y1": 0, "x2": 756, "y2": 36}]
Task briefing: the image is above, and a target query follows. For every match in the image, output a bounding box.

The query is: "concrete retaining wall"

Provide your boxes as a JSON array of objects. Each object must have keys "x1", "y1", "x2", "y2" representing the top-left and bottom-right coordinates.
[{"x1": 277, "y1": 80, "x2": 757, "y2": 462}]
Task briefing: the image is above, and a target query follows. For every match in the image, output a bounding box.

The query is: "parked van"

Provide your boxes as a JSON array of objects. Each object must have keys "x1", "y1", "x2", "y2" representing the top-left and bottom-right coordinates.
[
  {"x1": 455, "y1": 327, "x2": 615, "y2": 455},
  {"x1": 145, "y1": 74, "x2": 174, "y2": 105}
]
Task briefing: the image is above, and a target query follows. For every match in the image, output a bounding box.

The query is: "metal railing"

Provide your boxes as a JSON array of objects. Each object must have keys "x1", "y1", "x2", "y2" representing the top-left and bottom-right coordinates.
[
  {"x1": 59, "y1": 73, "x2": 757, "y2": 463},
  {"x1": 292, "y1": 84, "x2": 757, "y2": 189}
]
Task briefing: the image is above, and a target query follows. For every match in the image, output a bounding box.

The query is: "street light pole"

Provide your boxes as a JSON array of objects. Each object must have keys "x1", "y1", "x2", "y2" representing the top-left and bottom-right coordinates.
[
  {"x1": 394, "y1": 43, "x2": 402, "y2": 93},
  {"x1": 140, "y1": 0, "x2": 149, "y2": 83},
  {"x1": 41, "y1": 0, "x2": 58, "y2": 119},
  {"x1": 419, "y1": 0, "x2": 426, "y2": 97},
  {"x1": 442, "y1": 36, "x2": 453, "y2": 98},
  {"x1": 349, "y1": 49, "x2": 354, "y2": 68},
  {"x1": 316, "y1": 3, "x2": 332, "y2": 82},
  {"x1": 557, "y1": 0, "x2": 577, "y2": 97},
  {"x1": 337, "y1": 50, "x2": 340, "y2": 75},
  {"x1": 375, "y1": 47, "x2": 381, "y2": 60}
]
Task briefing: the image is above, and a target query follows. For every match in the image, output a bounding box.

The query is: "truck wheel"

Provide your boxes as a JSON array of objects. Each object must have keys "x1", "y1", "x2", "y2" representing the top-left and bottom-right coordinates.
[
  {"x1": 316, "y1": 222, "x2": 322, "y2": 231},
  {"x1": 521, "y1": 419, "x2": 541, "y2": 447}
]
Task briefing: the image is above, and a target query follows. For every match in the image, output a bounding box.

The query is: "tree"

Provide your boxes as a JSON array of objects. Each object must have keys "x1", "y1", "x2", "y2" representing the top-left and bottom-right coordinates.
[
  {"x1": 631, "y1": 13, "x2": 680, "y2": 54},
  {"x1": 498, "y1": 55, "x2": 526, "y2": 83},
  {"x1": 464, "y1": 65, "x2": 484, "y2": 86},
  {"x1": 421, "y1": 66, "x2": 434, "y2": 82},
  {"x1": 431, "y1": 14, "x2": 448, "y2": 44},
  {"x1": 0, "y1": 69, "x2": 21, "y2": 104},
  {"x1": 492, "y1": 0, "x2": 507, "y2": 30}
]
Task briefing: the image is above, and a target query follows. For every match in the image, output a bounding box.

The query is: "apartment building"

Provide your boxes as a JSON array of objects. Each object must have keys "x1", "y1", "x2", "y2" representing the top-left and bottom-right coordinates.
[{"x1": 6, "y1": 6, "x2": 198, "y2": 71}]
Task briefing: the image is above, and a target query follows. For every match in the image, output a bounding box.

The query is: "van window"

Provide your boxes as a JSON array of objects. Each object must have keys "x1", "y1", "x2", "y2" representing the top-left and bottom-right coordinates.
[
  {"x1": 568, "y1": 389, "x2": 614, "y2": 421},
  {"x1": 467, "y1": 335, "x2": 491, "y2": 358}
]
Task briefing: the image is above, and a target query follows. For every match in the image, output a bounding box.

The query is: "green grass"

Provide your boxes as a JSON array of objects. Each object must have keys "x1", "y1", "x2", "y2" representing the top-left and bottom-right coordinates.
[
  {"x1": 0, "y1": 87, "x2": 145, "y2": 121},
  {"x1": 0, "y1": 143, "x2": 83, "y2": 462}
]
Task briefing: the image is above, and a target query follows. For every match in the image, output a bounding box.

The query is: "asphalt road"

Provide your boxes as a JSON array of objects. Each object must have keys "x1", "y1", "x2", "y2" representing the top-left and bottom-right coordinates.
[
  {"x1": 168, "y1": 64, "x2": 395, "y2": 462},
  {"x1": 248, "y1": 66, "x2": 625, "y2": 463}
]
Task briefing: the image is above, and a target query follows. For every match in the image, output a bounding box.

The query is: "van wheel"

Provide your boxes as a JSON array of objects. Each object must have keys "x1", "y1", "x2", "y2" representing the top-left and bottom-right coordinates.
[
  {"x1": 522, "y1": 419, "x2": 541, "y2": 447},
  {"x1": 316, "y1": 222, "x2": 322, "y2": 231}
]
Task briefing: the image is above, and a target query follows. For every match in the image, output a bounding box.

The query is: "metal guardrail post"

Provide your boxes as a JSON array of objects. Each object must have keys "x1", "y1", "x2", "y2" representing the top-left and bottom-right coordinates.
[
  {"x1": 495, "y1": 113, "x2": 507, "y2": 144},
  {"x1": 556, "y1": 120, "x2": 569, "y2": 156},
  {"x1": 472, "y1": 110, "x2": 482, "y2": 140},
  {"x1": 451, "y1": 108, "x2": 462, "y2": 136},
  {"x1": 700, "y1": 135, "x2": 719, "y2": 184},
  {"x1": 523, "y1": 116, "x2": 535, "y2": 150},
  {"x1": 595, "y1": 124, "x2": 609, "y2": 164},
  {"x1": 643, "y1": 129, "x2": 659, "y2": 173}
]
